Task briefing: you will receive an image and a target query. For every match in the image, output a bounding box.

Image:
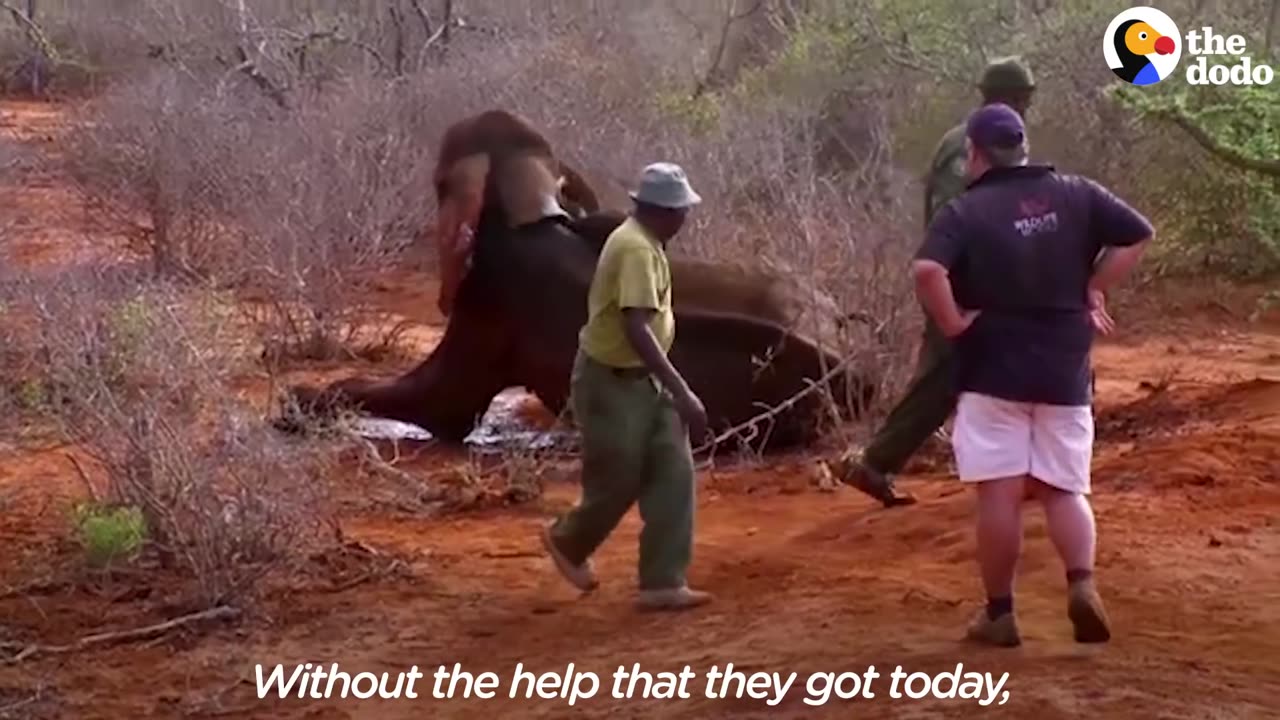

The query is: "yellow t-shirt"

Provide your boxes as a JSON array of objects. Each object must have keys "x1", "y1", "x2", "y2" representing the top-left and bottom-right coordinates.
[{"x1": 578, "y1": 217, "x2": 675, "y2": 368}]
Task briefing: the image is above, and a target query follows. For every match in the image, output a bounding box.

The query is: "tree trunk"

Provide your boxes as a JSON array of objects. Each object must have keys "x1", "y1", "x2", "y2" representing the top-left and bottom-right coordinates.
[
  {"x1": 1266, "y1": 0, "x2": 1279, "y2": 59},
  {"x1": 25, "y1": 0, "x2": 43, "y2": 95}
]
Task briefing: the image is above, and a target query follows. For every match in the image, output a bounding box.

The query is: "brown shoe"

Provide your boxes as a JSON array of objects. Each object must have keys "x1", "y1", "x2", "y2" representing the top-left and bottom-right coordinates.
[
  {"x1": 540, "y1": 523, "x2": 598, "y2": 593},
  {"x1": 1068, "y1": 581, "x2": 1111, "y2": 643},
  {"x1": 834, "y1": 457, "x2": 918, "y2": 508},
  {"x1": 965, "y1": 608, "x2": 1022, "y2": 647},
  {"x1": 635, "y1": 586, "x2": 714, "y2": 611}
]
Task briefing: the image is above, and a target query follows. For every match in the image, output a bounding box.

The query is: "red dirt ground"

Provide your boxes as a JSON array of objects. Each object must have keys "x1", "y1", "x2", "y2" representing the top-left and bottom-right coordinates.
[{"x1": 1, "y1": 100, "x2": 1278, "y2": 719}]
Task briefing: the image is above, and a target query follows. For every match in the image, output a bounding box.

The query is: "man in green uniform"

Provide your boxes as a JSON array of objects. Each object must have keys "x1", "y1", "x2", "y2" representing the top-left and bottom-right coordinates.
[
  {"x1": 840, "y1": 57, "x2": 1037, "y2": 506},
  {"x1": 541, "y1": 162, "x2": 713, "y2": 611}
]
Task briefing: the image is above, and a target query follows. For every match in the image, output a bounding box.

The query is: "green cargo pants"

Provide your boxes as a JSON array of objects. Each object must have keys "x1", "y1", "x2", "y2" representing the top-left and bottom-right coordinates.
[
  {"x1": 861, "y1": 316, "x2": 958, "y2": 475},
  {"x1": 548, "y1": 351, "x2": 696, "y2": 590}
]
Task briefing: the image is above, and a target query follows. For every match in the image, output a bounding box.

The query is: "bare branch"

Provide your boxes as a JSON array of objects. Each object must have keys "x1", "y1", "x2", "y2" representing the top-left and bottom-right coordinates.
[
  {"x1": 1150, "y1": 106, "x2": 1280, "y2": 177},
  {"x1": 221, "y1": 45, "x2": 289, "y2": 109},
  {"x1": 409, "y1": 0, "x2": 434, "y2": 36},
  {"x1": 0, "y1": 0, "x2": 55, "y2": 60},
  {"x1": 693, "y1": 0, "x2": 766, "y2": 98}
]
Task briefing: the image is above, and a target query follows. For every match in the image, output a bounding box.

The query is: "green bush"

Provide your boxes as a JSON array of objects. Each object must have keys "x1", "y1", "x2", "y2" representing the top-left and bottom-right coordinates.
[
  {"x1": 71, "y1": 502, "x2": 147, "y2": 568},
  {"x1": 1111, "y1": 80, "x2": 1280, "y2": 278}
]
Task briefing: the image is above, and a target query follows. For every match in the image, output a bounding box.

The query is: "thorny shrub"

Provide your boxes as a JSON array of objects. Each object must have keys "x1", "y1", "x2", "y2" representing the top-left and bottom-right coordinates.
[
  {"x1": 9, "y1": 268, "x2": 338, "y2": 608},
  {"x1": 64, "y1": 66, "x2": 432, "y2": 366}
]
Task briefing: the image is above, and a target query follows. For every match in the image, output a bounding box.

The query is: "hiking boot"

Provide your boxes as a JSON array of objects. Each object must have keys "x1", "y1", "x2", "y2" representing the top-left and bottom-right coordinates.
[
  {"x1": 540, "y1": 523, "x2": 598, "y2": 593},
  {"x1": 1068, "y1": 580, "x2": 1112, "y2": 643},
  {"x1": 965, "y1": 608, "x2": 1022, "y2": 647},
  {"x1": 837, "y1": 458, "x2": 918, "y2": 508},
  {"x1": 635, "y1": 586, "x2": 714, "y2": 611}
]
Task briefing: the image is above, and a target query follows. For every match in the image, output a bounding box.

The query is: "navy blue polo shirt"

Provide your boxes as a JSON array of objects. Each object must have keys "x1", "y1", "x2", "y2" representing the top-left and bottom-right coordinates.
[{"x1": 915, "y1": 164, "x2": 1154, "y2": 406}]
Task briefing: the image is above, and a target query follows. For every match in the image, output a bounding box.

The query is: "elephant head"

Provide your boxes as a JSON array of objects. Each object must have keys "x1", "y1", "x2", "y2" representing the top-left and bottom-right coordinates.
[{"x1": 430, "y1": 109, "x2": 600, "y2": 317}]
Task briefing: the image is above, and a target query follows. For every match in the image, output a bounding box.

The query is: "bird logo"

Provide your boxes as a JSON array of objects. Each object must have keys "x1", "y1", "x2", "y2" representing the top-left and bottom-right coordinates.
[{"x1": 1104, "y1": 7, "x2": 1182, "y2": 85}]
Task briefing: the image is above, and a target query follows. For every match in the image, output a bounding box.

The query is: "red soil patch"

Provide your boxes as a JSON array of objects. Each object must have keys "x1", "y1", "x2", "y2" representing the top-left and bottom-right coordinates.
[{"x1": 1, "y1": 100, "x2": 1279, "y2": 719}]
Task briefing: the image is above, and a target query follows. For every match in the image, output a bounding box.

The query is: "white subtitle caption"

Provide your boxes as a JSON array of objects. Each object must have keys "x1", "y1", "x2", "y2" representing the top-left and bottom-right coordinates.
[{"x1": 255, "y1": 662, "x2": 1011, "y2": 706}]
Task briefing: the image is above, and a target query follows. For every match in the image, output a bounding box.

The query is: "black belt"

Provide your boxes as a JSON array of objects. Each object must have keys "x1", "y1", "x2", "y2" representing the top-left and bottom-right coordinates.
[{"x1": 609, "y1": 365, "x2": 650, "y2": 379}]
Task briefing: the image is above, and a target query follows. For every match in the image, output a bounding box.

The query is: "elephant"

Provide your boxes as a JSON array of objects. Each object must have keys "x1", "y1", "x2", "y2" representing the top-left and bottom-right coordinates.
[
  {"x1": 430, "y1": 109, "x2": 599, "y2": 317},
  {"x1": 281, "y1": 204, "x2": 878, "y2": 454}
]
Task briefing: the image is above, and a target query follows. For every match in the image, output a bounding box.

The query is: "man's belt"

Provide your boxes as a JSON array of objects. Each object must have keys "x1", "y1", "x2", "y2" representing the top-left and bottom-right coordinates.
[{"x1": 609, "y1": 365, "x2": 651, "y2": 379}]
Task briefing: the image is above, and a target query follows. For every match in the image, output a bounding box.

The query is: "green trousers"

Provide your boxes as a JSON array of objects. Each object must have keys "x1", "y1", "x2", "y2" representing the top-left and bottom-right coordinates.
[
  {"x1": 549, "y1": 351, "x2": 696, "y2": 590},
  {"x1": 861, "y1": 317, "x2": 958, "y2": 475}
]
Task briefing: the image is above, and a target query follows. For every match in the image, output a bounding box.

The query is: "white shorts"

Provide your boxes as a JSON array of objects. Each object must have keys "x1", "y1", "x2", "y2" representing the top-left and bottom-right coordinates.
[{"x1": 952, "y1": 392, "x2": 1094, "y2": 494}]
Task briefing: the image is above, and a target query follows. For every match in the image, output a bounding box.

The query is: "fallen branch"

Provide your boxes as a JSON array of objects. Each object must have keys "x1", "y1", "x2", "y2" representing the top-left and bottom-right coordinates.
[
  {"x1": 0, "y1": 692, "x2": 39, "y2": 716},
  {"x1": 326, "y1": 558, "x2": 406, "y2": 593},
  {"x1": 3, "y1": 605, "x2": 239, "y2": 664},
  {"x1": 0, "y1": 575, "x2": 69, "y2": 600}
]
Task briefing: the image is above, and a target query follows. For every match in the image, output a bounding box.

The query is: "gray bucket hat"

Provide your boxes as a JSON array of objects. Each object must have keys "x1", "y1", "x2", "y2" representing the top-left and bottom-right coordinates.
[{"x1": 629, "y1": 162, "x2": 702, "y2": 209}]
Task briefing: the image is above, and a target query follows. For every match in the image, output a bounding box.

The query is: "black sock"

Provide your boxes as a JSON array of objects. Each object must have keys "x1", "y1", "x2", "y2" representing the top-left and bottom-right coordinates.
[
  {"x1": 1066, "y1": 569, "x2": 1093, "y2": 585},
  {"x1": 986, "y1": 595, "x2": 1013, "y2": 620}
]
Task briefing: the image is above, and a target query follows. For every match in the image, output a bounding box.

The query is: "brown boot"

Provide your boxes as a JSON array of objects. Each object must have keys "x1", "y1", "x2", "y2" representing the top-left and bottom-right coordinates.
[
  {"x1": 1068, "y1": 580, "x2": 1111, "y2": 643},
  {"x1": 835, "y1": 457, "x2": 918, "y2": 508},
  {"x1": 965, "y1": 608, "x2": 1022, "y2": 647}
]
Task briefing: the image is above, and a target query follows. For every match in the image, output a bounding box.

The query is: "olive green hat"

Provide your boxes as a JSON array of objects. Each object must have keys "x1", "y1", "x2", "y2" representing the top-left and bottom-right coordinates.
[{"x1": 977, "y1": 56, "x2": 1035, "y2": 91}]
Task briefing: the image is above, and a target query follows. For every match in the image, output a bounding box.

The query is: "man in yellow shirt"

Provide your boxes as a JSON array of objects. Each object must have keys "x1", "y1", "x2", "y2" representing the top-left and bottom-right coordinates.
[{"x1": 542, "y1": 162, "x2": 712, "y2": 611}]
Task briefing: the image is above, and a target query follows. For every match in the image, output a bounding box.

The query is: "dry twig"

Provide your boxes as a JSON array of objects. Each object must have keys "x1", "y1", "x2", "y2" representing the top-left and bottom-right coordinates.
[{"x1": 3, "y1": 605, "x2": 240, "y2": 665}]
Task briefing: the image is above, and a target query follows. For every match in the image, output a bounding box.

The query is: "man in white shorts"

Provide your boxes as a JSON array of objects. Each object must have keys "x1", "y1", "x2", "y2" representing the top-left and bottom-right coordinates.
[{"x1": 911, "y1": 103, "x2": 1153, "y2": 647}]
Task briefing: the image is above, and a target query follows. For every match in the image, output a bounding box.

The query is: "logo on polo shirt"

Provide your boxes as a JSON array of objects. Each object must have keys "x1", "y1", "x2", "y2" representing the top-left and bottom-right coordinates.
[
  {"x1": 1104, "y1": 7, "x2": 1181, "y2": 85},
  {"x1": 1014, "y1": 195, "x2": 1058, "y2": 237}
]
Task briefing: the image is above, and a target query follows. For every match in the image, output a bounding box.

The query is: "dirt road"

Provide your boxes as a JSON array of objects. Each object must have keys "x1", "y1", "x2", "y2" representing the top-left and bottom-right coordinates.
[{"x1": 1, "y1": 100, "x2": 1278, "y2": 719}]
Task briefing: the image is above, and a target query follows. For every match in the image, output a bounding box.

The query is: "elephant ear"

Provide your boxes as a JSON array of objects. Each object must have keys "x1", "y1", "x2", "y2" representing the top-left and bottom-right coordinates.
[
  {"x1": 493, "y1": 153, "x2": 570, "y2": 228},
  {"x1": 556, "y1": 162, "x2": 600, "y2": 215}
]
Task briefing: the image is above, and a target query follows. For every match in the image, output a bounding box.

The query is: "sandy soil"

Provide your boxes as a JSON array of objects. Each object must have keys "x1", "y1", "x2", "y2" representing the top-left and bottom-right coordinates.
[{"x1": 1, "y1": 99, "x2": 1278, "y2": 719}]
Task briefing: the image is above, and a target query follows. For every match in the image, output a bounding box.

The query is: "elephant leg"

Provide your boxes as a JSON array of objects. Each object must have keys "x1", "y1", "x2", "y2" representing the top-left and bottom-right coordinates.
[
  {"x1": 435, "y1": 153, "x2": 489, "y2": 317},
  {"x1": 283, "y1": 294, "x2": 514, "y2": 443}
]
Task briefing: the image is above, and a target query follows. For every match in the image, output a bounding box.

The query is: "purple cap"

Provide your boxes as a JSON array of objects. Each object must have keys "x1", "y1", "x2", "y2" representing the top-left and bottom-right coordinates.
[{"x1": 966, "y1": 102, "x2": 1025, "y2": 149}]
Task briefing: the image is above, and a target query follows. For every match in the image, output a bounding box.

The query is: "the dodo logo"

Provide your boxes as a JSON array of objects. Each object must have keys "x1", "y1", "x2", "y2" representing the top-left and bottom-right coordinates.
[{"x1": 1103, "y1": 7, "x2": 1181, "y2": 85}]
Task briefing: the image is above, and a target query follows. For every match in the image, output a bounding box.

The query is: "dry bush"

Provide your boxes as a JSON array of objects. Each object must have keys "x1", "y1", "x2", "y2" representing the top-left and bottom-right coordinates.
[
  {"x1": 230, "y1": 73, "x2": 434, "y2": 365},
  {"x1": 64, "y1": 64, "x2": 431, "y2": 366},
  {"x1": 63, "y1": 68, "x2": 264, "y2": 279},
  {"x1": 11, "y1": 267, "x2": 338, "y2": 608}
]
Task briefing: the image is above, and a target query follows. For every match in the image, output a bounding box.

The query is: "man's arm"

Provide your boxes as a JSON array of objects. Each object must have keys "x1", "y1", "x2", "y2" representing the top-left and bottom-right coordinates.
[
  {"x1": 622, "y1": 309, "x2": 694, "y2": 401},
  {"x1": 912, "y1": 204, "x2": 975, "y2": 337},
  {"x1": 614, "y1": 243, "x2": 699, "y2": 402},
  {"x1": 924, "y1": 127, "x2": 968, "y2": 226},
  {"x1": 1088, "y1": 241, "x2": 1150, "y2": 295},
  {"x1": 1084, "y1": 179, "x2": 1155, "y2": 294},
  {"x1": 614, "y1": 241, "x2": 707, "y2": 438},
  {"x1": 912, "y1": 260, "x2": 972, "y2": 336}
]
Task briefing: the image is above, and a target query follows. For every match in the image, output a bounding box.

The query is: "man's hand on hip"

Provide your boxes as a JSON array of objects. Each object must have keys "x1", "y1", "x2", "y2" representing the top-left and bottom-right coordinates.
[
  {"x1": 1088, "y1": 289, "x2": 1115, "y2": 335},
  {"x1": 941, "y1": 309, "x2": 981, "y2": 339}
]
